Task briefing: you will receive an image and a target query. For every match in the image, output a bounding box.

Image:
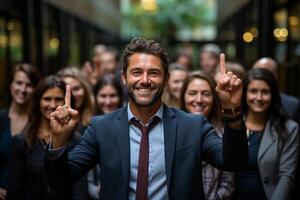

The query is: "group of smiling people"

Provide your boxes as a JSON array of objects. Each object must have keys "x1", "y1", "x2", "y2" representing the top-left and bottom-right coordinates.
[{"x1": 0, "y1": 41, "x2": 299, "y2": 200}]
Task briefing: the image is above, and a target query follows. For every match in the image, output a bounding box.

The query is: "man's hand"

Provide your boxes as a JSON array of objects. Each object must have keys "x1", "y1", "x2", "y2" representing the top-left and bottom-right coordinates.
[
  {"x1": 215, "y1": 54, "x2": 243, "y2": 109},
  {"x1": 50, "y1": 85, "x2": 79, "y2": 148}
]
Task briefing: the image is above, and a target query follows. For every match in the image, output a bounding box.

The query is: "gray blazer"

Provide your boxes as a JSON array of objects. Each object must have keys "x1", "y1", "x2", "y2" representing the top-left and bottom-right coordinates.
[{"x1": 258, "y1": 119, "x2": 299, "y2": 200}]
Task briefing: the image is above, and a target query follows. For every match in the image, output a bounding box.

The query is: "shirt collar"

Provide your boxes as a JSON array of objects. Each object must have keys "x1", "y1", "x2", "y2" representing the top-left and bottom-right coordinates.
[{"x1": 127, "y1": 103, "x2": 163, "y2": 125}]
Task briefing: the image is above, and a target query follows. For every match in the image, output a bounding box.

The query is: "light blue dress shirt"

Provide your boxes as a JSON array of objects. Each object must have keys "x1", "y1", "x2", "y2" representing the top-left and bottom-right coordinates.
[{"x1": 127, "y1": 104, "x2": 168, "y2": 200}]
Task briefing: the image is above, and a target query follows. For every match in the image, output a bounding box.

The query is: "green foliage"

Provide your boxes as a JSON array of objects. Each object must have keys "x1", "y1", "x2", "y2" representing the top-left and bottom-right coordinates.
[{"x1": 122, "y1": 0, "x2": 215, "y2": 40}]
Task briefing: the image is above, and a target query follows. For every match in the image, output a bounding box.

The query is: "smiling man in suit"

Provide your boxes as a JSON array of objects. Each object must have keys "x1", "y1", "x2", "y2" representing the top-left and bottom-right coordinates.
[{"x1": 46, "y1": 38, "x2": 248, "y2": 200}]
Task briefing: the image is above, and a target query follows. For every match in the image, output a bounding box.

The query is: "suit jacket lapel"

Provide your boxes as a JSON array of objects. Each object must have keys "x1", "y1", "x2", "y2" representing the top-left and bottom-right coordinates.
[
  {"x1": 116, "y1": 107, "x2": 130, "y2": 187},
  {"x1": 163, "y1": 106, "x2": 177, "y2": 189},
  {"x1": 258, "y1": 120, "x2": 275, "y2": 160}
]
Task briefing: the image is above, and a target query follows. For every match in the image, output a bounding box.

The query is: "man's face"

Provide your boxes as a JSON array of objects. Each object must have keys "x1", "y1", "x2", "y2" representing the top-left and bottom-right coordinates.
[
  {"x1": 122, "y1": 53, "x2": 167, "y2": 107},
  {"x1": 200, "y1": 52, "x2": 218, "y2": 74},
  {"x1": 100, "y1": 52, "x2": 118, "y2": 74}
]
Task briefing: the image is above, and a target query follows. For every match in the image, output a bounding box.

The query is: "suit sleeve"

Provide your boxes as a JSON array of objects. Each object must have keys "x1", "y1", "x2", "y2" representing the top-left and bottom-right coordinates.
[
  {"x1": 271, "y1": 124, "x2": 299, "y2": 200},
  {"x1": 45, "y1": 117, "x2": 99, "y2": 197},
  {"x1": 202, "y1": 119, "x2": 248, "y2": 171}
]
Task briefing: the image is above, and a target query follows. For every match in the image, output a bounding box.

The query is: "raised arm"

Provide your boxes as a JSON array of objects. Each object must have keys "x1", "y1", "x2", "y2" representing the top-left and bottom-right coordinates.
[
  {"x1": 215, "y1": 54, "x2": 243, "y2": 129},
  {"x1": 210, "y1": 54, "x2": 248, "y2": 170}
]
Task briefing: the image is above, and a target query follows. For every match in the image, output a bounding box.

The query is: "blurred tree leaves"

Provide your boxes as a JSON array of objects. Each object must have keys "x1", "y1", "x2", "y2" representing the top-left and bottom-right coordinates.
[{"x1": 122, "y1": 0, "x2": 215, "y2": 41}]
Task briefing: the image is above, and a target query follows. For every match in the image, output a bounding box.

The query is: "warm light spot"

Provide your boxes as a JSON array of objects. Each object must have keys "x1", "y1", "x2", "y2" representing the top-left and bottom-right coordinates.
[
  {"x1": 49, "y1": 38, "x2": 60, "y2": 49},
  {"x1": 273, "y1": 28, "x2": 288, "y2": 42},
  {"x1": 273, "y1": 28, "x2": 281, "y2": 38},
  {"x1": 141, "y1": 0, "x2": 157, "y2": 11},
  {"x1": 243, "y1": 32, "x2": 253, "y2": 43},
  {"x1": 280, "y1": 28, "x2": 288, "y2": 37}
]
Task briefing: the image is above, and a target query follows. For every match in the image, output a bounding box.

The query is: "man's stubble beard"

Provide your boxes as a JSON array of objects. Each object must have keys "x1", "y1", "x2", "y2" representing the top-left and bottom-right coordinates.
[{"x1": 126, "y1": 83, "x2": 164, "y2": 107}]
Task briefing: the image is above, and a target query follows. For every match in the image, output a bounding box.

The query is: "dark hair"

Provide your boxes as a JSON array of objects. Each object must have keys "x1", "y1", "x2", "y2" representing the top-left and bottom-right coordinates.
[
  {"x1": 9, "y1": 63, "x2": 41, "y2": 87},
  {"x1": 174, "y1": 50, "x2": 193, "y2": 70},
  {"x1": 25, "y1": 75, "x2": 66, "y2": 149},
  {"x1": 105, "y1": 46, "x2": 120, "y2": 62},
  {"x1": 93, "y1": 74, "x2": 124, "y2": 115},
  {"x1": 122, "y1": 37, "x2": 169, "y2": 78},
  {"x1": 242, "y1": 68, "x2": 288, "y2": 138},
  {"x1": 180, "y1": 70, "x2": 223, "y2": 130}
]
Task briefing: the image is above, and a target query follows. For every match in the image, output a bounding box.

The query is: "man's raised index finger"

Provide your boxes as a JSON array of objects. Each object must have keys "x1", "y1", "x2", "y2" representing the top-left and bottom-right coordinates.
[
  {"x1": 220, "y1": 53, "x2": 226, "y2": 75},
  {"x1": 65, "y1": 85, "x2": 71, "y2": 107}
]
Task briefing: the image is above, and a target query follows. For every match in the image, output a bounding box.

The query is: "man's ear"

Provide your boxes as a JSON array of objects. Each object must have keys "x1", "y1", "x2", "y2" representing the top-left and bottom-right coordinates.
[{"x1": 121, "y1": 70, "x2": 127, "y2": 86}]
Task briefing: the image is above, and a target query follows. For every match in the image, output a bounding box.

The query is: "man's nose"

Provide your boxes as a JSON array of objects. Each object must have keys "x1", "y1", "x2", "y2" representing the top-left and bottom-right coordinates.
[{"x1": 140, "y1": 72, "x2": 150, "y2": 85}]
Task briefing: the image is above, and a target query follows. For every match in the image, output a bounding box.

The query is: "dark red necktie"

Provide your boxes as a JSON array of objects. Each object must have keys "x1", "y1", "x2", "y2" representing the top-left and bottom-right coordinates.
[{"x1": 130, "y1": 116, "x2": 160, "y2": 200}]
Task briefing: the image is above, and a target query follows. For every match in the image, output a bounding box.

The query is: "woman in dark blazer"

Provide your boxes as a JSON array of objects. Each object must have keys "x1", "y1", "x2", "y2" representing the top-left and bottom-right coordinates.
[{"x1": 232, "y1": 68, "x2": 299, "y2": 200}]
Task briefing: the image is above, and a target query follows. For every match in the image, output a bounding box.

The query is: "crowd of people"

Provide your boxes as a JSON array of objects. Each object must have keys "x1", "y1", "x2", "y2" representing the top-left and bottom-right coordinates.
[{"x1": 0, "y1": 37, "x2": 299, "y2": 200}]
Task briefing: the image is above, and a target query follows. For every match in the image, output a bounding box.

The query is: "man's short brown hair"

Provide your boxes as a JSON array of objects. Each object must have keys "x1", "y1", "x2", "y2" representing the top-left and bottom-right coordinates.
[{"x1": 122, "y1": 38, "x2": 170, "y2": 78}]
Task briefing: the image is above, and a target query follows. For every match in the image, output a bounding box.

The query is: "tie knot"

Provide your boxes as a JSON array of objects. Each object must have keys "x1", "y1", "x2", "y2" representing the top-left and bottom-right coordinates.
[{"x1": 130, "y1": 116, "x2": 160, "y2": 135}]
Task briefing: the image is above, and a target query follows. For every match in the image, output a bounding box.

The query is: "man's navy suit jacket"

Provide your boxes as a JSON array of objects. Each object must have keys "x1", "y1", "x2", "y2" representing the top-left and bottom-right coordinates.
[{"x1": 46, "y1": 106, "x2": 248, "y2": 200}]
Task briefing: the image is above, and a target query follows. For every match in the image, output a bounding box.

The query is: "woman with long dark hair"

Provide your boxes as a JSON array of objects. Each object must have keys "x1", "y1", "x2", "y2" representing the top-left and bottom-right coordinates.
[
  {"x1": 232, "y1": 68, "x2": 299, "y2": 200},
  {"x1": 0, "y1": 63, "x2": 40, "y2": 199},
  {"x1": 7, "y1": 75, "x2": 87, "y2": 200}
]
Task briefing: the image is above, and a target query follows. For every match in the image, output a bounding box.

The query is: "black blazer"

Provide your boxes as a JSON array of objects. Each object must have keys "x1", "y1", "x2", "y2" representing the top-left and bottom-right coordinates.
[
  {"x1": 8, "y1": 132, "x2": 88, "y2": 200},
  {"x1": 46, "y1": 106, "x2": 248, "y2": 200}
]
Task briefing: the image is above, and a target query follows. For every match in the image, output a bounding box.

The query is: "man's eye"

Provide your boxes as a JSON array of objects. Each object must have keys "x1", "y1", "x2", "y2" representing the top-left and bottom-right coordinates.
[
  {"x1": 132, "y1": 71, "x2": 141, "y2": 76},
  {"x1": 149, "y1": 71, "x2": 159, "y2": 76}
]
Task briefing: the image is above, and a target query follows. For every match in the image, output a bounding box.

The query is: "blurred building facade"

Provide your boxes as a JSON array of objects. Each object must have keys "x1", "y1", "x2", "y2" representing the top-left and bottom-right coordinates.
[
  {"x1": 0, "y1": 0, "x2": 121, "y2": 106},
  {"x1": 217, "y1": 0, "x2": 300, "y2": 97}
]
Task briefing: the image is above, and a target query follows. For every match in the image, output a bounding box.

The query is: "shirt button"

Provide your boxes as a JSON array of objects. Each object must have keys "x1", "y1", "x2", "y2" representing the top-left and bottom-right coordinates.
[{"x1": 263, "y1": 176, "x2": 269, "y2": 183}]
